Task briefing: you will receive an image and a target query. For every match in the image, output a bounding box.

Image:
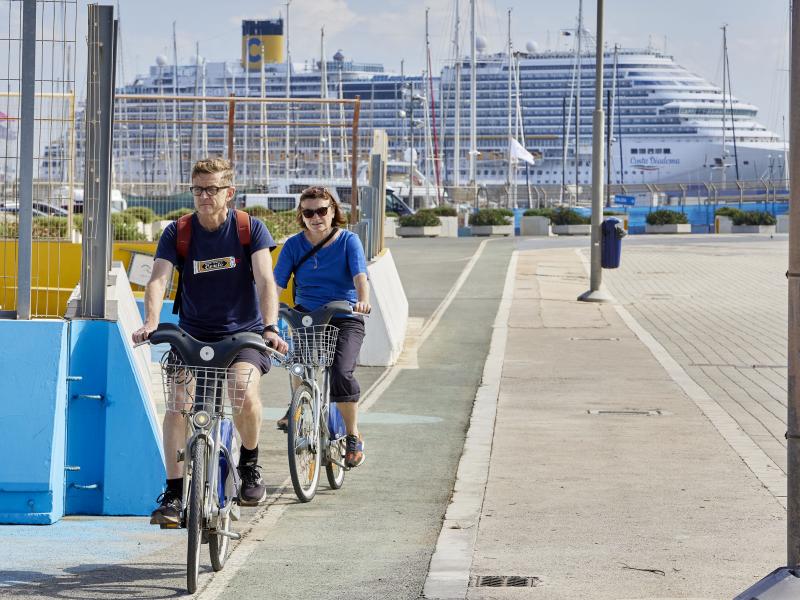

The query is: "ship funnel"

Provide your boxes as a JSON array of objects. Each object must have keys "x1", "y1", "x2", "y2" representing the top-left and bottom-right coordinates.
[{"x1": 242, "y1": 19, "x2": 283, "y2": 70}]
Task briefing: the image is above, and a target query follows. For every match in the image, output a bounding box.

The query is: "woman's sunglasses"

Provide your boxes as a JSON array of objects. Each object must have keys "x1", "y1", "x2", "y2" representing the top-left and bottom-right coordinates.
[{"x1": 301, "y1": 205, "x2": 331, "y2": 218}]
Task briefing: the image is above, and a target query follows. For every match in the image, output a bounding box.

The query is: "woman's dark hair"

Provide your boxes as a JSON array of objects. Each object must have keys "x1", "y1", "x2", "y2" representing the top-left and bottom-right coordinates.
[{"x1": 296, "y1": 186, "x2": 347, "y2": 229}]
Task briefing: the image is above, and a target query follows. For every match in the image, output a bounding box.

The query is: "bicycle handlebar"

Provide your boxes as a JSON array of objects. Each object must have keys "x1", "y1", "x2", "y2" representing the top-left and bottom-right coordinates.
[
  {"x1": 147, "y1": 323, "x2": 268, "y2": 368},
  {"x1": 278, "y1": 301, "x2": 368, "y2": 330}
]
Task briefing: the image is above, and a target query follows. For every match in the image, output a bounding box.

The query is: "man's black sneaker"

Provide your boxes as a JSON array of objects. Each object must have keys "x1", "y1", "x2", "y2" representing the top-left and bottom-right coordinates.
[
  {"x1": 150, "y1": 490, "x2": 182, "y2": 525},
  {"x1": 345, "y1": 434, "x2": 365, "y2": 468},
  {"x1": 238, "y1": 463, "x2": 267, "y2": 506}
]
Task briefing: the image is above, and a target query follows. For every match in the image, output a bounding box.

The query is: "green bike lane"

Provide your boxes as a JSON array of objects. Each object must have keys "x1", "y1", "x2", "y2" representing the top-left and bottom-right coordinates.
[
  {"x1": 1, "y1": 238, "x2": 513, "y2": 599},
  {"x1": 209, "y1": 238, "x2": 515, "y2": 600}
]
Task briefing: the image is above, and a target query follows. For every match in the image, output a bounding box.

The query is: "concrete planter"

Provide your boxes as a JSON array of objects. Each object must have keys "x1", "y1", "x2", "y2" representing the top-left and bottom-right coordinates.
[
  {"x1": 645, "y1": 223, "x2": 691, "y2": 234},
  {"x1": 471, "y1": 224, "x2": 514, "y2": 237},
  {"x1": 552, "y1": 224, "x2": 591, "y2": 236},
  {"x1": 520, "y1": 216, "x2": 551, "y2": 236},
  {"x1": 397, "y1": 225, "x2": 441, "y2": 238},
  {"x1": 715, "y1": 216, "x2": 733, "y2": 234},
  {"x1": 777, "y1": 215, "x2": 789, "y2": 234},
  {"x1": 438, "y1": 216, "x2": 459, "y2": 238},
  {"x1": 383, "y1": 217, "x2": 398, "y2": 239},
  {"x1": 732, "y1": 225, "x2": 776, "y2": 234}
]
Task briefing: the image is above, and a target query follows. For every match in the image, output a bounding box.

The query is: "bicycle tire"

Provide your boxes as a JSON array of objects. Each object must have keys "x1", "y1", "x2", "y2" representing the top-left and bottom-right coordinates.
[
  {"x1": 287, "y1": 383, "x2": 320, "y2": 502},
  {"x1": 187, "y1": 437, "x2": 206, "y2": 594},
  {"x1": 323, "y1": 374, "x2": 346, "y2": 489},
  {"x1": 209, "y1": 452, "x2": 231, "y2": 571}
]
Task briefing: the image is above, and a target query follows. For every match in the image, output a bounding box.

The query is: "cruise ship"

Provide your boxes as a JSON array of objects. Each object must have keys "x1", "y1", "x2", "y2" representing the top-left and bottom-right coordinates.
[{"x1": 52, "y1": 19, "x2": 786, "y2": 206}]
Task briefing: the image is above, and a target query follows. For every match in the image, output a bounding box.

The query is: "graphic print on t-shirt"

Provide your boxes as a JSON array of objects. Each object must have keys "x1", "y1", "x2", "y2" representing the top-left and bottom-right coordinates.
[{"x1": 193, "y1": 256, "x2": 237, "y2": 274}]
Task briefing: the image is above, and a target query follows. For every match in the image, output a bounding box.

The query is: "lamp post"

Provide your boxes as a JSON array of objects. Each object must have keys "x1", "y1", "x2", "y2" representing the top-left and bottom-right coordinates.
[
  {"x1": 400, "y1": 84, "x2": 424, "y2": 209},
  {"x1": 578, "y1": 0, "x2": 611, "y2": 303}
]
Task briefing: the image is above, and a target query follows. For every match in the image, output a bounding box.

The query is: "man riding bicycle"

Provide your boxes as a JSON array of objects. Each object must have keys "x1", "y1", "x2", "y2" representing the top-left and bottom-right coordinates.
[{"x1": 132, "y1": 157, "x2": 288, "y2": 525}]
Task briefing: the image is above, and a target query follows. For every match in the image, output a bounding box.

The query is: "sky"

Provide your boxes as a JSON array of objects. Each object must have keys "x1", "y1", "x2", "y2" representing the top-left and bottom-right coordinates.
[{"x1": 92, "y1": 0, "x2": 790, "y2": 136}]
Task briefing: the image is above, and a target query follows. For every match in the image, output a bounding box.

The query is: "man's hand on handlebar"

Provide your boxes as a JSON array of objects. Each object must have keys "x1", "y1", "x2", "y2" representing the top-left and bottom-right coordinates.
[
  {"x1": 263, "y1": 330, "x2": 288, "y2": 354},
  {"x1": 132, "y1": 324, "x2": 156, "y2": 344},
  {"x1": 354, "y1": 301, "x2": 371, "y2": 315}
]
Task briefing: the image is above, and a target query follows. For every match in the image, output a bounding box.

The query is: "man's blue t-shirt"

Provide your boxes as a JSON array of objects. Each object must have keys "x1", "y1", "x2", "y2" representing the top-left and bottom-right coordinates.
[
  {"x1": 156, "y1": 209, "x2": 276, "y2": 338},
  {"x1": 273, "y1": 229, "x2": 367, "y2": 311}
]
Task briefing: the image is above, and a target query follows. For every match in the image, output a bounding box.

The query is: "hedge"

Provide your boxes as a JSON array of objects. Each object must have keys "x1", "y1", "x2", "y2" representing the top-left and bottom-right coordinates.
[
  {"x1": 732, "y1": 210, "x2": 776, "y2": 226},
  {"x1": 645, "y1": 210, "x2": 689, "y2": 225},
  {"x1": 470, "y1": 208, "x2": 511, "y2": 226},
  {"x1": 550, "y1": 207, "x2": 590, "y2": 225},
  {"x1": 429, "y1": 205, "x2": 457, "y2": 217},
  {"x1": 399, "y1": 210, "x2": 441, "y2": 227}
]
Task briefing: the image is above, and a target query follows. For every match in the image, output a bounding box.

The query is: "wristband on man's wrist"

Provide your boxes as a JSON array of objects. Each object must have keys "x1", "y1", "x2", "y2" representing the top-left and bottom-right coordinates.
[{"x1": 262, "y1": 324, "x2": 280, "y2": 335}]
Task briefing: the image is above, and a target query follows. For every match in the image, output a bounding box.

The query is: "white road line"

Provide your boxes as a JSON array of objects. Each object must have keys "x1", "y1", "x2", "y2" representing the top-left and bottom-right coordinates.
[
  {"x1": 196, "y1": 240, "x2": 497, "y2": 597},
  {"x1": 194, "y1": 479, "x2": 291, "y2": 600},
  {"x1": 422, "y1": 250, "x2": 517, "y2": 600},
  {"x1": 359, "y1": 239, "x2": 495, "y2": 413},
  {"x1": 574, "y1": 248, "x2": 787, "y2": 508}
]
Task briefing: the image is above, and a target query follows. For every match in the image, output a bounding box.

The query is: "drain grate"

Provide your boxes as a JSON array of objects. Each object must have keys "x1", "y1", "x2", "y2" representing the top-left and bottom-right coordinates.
[
  {"x1": 471, "y1": 575, "x2": 540, "y2": 588},
  {"x1": 588, "y1": 409, "x2": 665, "y2": 416}
]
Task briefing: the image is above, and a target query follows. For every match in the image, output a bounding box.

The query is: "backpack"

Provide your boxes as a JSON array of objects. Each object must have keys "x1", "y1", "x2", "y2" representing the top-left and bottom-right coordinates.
[{"x1": 172, "y1": 210, "x2": 252, "y2": 315}]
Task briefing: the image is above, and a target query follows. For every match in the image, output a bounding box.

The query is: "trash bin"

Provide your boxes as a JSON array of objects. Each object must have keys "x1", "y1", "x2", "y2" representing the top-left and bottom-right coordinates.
[{"x1": 601, "y1": 217, "x2": 626, "y2": 269}]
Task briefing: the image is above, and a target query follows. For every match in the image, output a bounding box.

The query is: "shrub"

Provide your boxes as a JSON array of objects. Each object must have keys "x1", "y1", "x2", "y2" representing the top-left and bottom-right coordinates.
[
  {"x1": 523, "y1": 208, "x2": 554, "y2": 218},
  {"x1": 645, "y1": 209, "x2": 689, "y2": 225},
  {"x1": 603, "y1": 211, "x2": 623, "y2": 216},
  {"x1": 550, "y1": 207, "x2": 590, "y2": 225},
  {"x1": 385, "y1": 211, "x2": 399, "y2": 218},
  {"x1": 715, "y1": 206, "x2": 743, "y2": 219},
  {"x1": 32, "y1": 216, "x2": 68, "y2": 238},
  {"x1": 112, "y1": 213, "x2": 146, "y2": 240},
  {"x1": 471, "y1": 208, "x2": 511, "y2": 226},
  {"x1": 399, "y1": 210, "x2": 441, "y2": 227},
  {"x1": 124, "y1": 206, "x2": 158, "y2": 223},
  {"x1": 430, "y1": 205, "x2": 457, "y2": 217},
  {"x1": 733, "y1": 210, "x2": 776, "y2": 226},
  {"x1": 72, "y1": 214, "x2": 83, "y2": 232},
  {"x1": 162, "y1": 207, "x2": 193, "y2": 220},
  {"x1": 242, "y1": 205, "x2": 274, "y2": 219}
]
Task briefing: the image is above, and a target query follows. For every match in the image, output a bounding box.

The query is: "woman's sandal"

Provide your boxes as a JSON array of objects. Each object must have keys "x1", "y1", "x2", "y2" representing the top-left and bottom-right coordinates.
[{"x1": 276, "y1": 407, "x2": 290, "y2": 433}]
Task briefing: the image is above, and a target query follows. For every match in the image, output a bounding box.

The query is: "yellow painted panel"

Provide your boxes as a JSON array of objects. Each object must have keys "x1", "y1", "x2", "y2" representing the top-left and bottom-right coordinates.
[{"x1": 0, "y1": 240, "x2": 294, "y2": 317}]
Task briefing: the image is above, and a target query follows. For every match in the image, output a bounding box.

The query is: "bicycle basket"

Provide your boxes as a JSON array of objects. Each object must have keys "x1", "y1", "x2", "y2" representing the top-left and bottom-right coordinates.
[
  {"x1": 282, "y1": 324, "x2": 340, "y2": 367},
  {"x1": 159, "y1": 357, "x2": 253, "y2": 416}
]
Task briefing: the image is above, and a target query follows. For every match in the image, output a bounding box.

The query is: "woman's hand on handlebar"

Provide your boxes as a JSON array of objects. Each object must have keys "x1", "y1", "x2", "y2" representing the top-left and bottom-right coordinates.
[
  {"x1": 263, "y1": 330, "x2": 289, "y2": 354},
  {"x1": 354, "y1": 301, "x2": 371, "y2": 315},
  {"x1": 132, "y1": 323, "x2": 156, "y2": 344}
]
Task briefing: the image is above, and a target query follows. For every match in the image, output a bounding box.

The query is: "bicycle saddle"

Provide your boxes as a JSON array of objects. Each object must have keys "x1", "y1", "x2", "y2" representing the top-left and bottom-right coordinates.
[
  {"x1": 278, "y1": 301, "x2": 353, "y2": 329},
  {"x1": 149, "y1": 323, "x2": 267, "y2": 368}
]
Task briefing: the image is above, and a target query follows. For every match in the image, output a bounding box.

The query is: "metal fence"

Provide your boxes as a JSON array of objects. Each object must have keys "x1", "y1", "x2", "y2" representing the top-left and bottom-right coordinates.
[{"x1": 0, "y1": 0, "x2": 77, "y2": 318}]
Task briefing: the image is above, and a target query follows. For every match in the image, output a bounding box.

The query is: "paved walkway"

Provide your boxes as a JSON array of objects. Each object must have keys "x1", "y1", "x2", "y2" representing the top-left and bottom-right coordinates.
[{"x1": 427, "y1": 237, "x2": 787, "y2": 600}]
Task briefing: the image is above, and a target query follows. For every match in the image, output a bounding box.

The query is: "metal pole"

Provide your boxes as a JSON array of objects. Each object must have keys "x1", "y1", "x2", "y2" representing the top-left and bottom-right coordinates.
[
  {"x1": 469, "y1": 0, "x2": 477, "y2": 205},
  {"x1": 350, "y1": 96, "x2": 360, "y2": 224},
  {"x1": 578, "y1": 0, "x2": 609, "y2": 303},
  {"x1": 409, "y1": 92, "x2": 414, "y2": 210},
  {"x1": 787, "y1": 0, "x2": 800, "y2": 567},
  {"x1": 454, "y1": 0, "x2": 461, "y2": 188},
  {"x1": 16, "y1": 0, "x2": 36, "y2": 319},
  {"x1": 80, "y1": 4, "x2": 117, "y2": 318},
  {"x1": 227, "y1": 94, "x2": 235, "y2": 160}
]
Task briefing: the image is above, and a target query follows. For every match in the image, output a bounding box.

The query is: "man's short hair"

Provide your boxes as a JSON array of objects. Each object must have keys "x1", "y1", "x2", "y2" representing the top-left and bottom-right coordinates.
[{"x1": 191, "y1": 157, "x2": 234, "y2": 185}]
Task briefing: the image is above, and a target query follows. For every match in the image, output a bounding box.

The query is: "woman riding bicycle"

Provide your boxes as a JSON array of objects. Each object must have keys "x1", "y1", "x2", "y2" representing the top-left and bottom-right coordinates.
[{"x1": 273, "y1": 185, "x2": 370, "y2": 468}]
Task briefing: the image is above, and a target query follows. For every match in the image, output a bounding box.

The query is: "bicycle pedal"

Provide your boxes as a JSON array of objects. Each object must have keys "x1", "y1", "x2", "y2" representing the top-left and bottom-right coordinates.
[{"x1": 159, "y1": 523, "x2": 180, "y2": 530}]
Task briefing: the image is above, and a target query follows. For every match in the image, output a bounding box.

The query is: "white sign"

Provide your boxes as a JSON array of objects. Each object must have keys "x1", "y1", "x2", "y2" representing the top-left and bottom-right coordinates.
[{"x1": 128, "y1": 252, "x2": 155, "y2": 287}]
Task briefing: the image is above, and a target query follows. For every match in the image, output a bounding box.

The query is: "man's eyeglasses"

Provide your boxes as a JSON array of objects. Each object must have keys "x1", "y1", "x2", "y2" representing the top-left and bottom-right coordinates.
[
  {"x1": 190, "y1": 185, "x2": 229, "y2": 196},
  {"x1": 301, "y1": 205, "x2": 331, "y2": 218}
]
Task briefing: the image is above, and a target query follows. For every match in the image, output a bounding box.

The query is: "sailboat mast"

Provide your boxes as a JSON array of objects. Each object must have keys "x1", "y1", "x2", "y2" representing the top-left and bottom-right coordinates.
[
  {"x1": 721, "y1": 23, "x2": 728, "y2": 186},
  {"x1": 172, "y1": 21, "x2": 183, "y2": 188},
  {"x1": 724, "y1": 32, "x2": 740, "y2": 180},
  {"x1": 426, "y1": 8, "x2": 442, "y2": 204},
  {"x1": 454, "y1": 0, "x2": 461, "y2": 187},
  {"x1": 469, "y1": 0, "x2": 477, "y2": 202},
  {"x1": 506, "y1": 8, "x2": 513, "y2": 208},
  {"x1": 576, "y1": 0, "x2": 583, "y2": 197},
  {"x1": 261, "y1": 44, "x2": 269, "y2": 185},
  {"x1": 284, "y1": 2, "x2": 292, "y2": 177}
]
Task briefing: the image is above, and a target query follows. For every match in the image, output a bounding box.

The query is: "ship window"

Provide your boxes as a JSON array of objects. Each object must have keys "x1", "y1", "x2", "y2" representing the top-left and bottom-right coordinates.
[
  {"x1": 638, "y1": 148, "x2": 646, "y2": 153},
  {"x1": 743, "y1": 160, "x2": 749, "y2": 165},
  {"x1": 647, "y1": 148, "x2": 654, "y2": 154},
  {"x1": 655, "y1": 149, "x2": 662, "y2": 154},
  {"x1": 631, "y1": 149, "x2": 638, "y2": 154},
  {"x1": 664, "y1": 148, "x2": 671, "y2": 154}
]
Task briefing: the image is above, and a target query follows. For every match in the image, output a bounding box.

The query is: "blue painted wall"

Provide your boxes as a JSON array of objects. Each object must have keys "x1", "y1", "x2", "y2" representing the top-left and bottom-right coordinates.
[
  {"x1": 67, "y1": 320, "x2": 164, "y2": 516},
  {"x1": 0, "y1": 320, "x2": 69, "y2": 524},
  {"x1": 135, "y1": 299, "x2": 178, "y2": 326}
]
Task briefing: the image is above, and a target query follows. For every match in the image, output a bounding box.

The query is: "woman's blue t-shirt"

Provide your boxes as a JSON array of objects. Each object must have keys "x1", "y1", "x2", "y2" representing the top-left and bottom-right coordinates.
[
  {"x1": 155, "y1": 209, "x2": 276, "y2": 338},
  {"x1": 273, "y1": 229, "x2": 367, "y2": 311}
]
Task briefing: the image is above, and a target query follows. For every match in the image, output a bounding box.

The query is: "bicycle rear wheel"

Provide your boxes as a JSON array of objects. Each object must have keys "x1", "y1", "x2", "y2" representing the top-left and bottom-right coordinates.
[
  {"x1": 209, "y1": 453, "x2": 230, "y2": 570},
  {"x1": 187, "y1": 438, "x2": 206, "y2": 594},
  {"x1": 323, "y1": 376, "x2": 346, "y2": 489},
  {"x1": 287, "y1": 383, "x2": 320, "y2": 502}
]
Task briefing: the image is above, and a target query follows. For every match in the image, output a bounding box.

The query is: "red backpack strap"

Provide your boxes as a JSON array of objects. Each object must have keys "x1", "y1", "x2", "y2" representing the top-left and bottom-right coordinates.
[
  {"x1": 176, "y1": 213, "x2": 193, "y2": 260},
  {"x1": 235, "y1": 209, "x2": 251, "y2": 247}
]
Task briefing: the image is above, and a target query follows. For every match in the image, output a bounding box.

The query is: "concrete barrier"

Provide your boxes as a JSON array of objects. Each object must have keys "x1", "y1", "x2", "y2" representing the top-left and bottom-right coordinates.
[
  {"x1": 520, "y1": 216, "x2": 550, "y2": 236},
  {"x1": 715, "y1": 216, "x2": 733, "y2": 233},
  {"x1": 0, "y1": 320, "x2": 69, "y2": 524},
  {"x1": 778, "y1": 214, "x2": 789, "y2": 234},
  {"x1": 438, "y1": 216, "x2": 458, "y2": 238},
  {"x1": 359, "y1": 248, "x2": 408, "y2": 366},
  {"x1": 384, "y1": 217, "x2": 398, "y2": 239}
]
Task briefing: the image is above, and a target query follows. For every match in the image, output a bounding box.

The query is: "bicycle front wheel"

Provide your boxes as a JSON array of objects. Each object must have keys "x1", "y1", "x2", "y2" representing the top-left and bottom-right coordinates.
[
  {"x1": 187, "y1": 437, "x2": 207, "y2": 594},
  {"x1": 287, "y1": 383, "x2": 320, "y2": 502}
]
